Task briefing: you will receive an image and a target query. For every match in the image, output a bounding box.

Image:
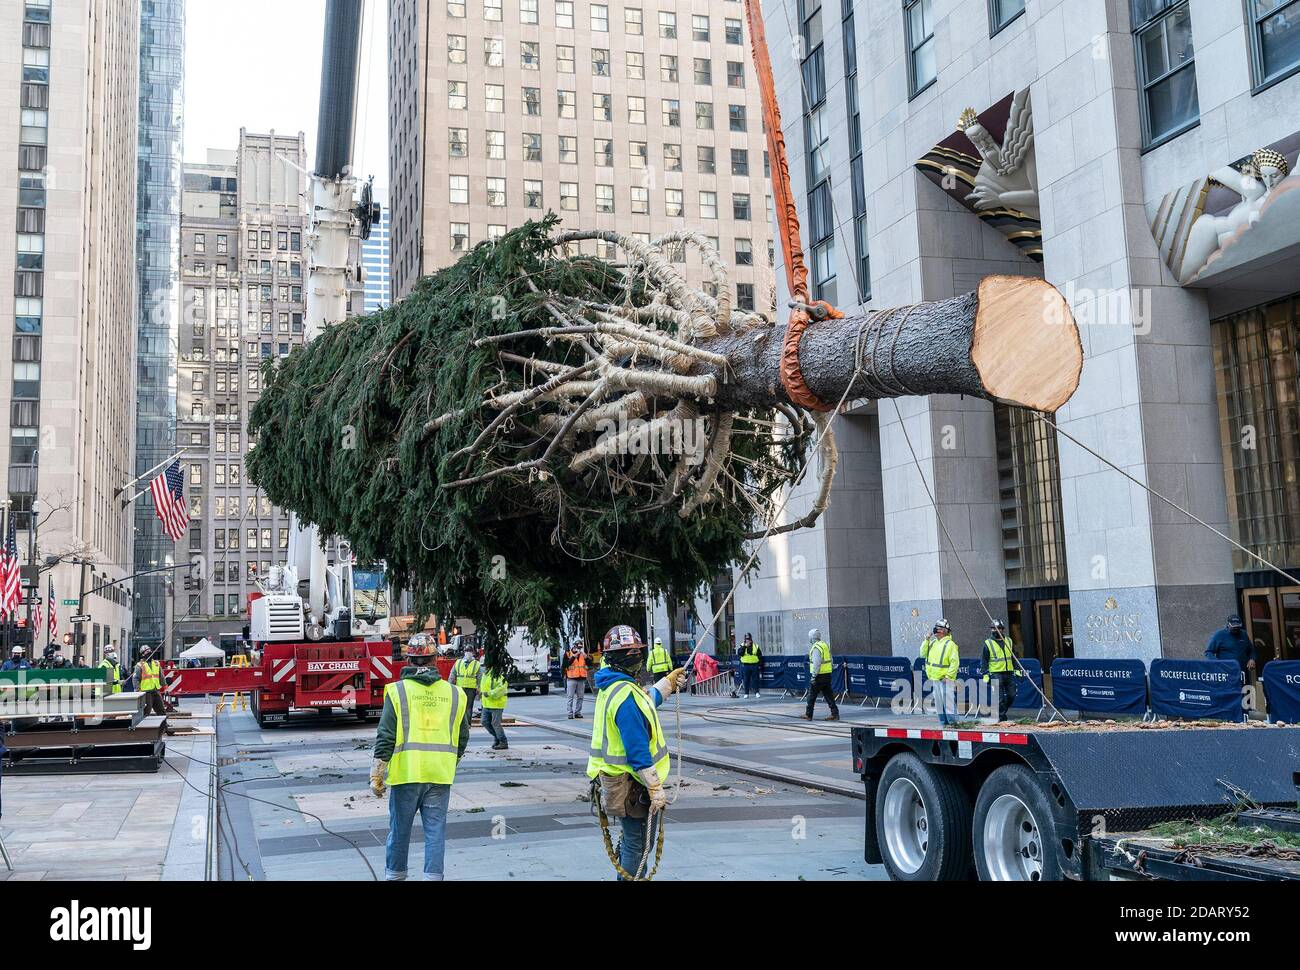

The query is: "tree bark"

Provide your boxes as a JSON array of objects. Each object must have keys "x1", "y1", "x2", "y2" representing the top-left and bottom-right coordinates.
[{"x1": 699, "y1": 276, "x2": 1082, "y2": 414}]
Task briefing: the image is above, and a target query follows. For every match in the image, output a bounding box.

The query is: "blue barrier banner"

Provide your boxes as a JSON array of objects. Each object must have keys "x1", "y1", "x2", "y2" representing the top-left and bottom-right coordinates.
[
  {"x1": 758, "y1": 662, "x2": 785, "y2": 690},
  {"x1": 1148, "y1": 659, "x2": 1244, "y2": 722},
  {"x1": 1262, "y1": 660, "x2": 1300, "y2": 724},
  {"x1": 844, "y1": 656, "x2": 912, "y2": 699},
  {"x1": 831, "y1": 663, "x2": 845, "y2": 694},
  {"x1": 1012, "y1": 658, "x2": 1045, "y2": 710},
  {"x1": 1050, "y1": 658, "x2": 1147, "y2": 716},
  {"x1": 785, "y1": 656, "x2": 810, "y2": 690}
]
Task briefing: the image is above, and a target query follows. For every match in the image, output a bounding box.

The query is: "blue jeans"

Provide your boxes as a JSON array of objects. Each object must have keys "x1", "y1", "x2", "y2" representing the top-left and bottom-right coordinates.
[
  {"x1": 617, "y1": 814, "x2": 649, "y2": 880},
  {"x1": 482, "y1": 708, "x2": 507, "y2": 746},
  {"x1": 385, "y1": 782, "x2": 451, "y2": 880}
]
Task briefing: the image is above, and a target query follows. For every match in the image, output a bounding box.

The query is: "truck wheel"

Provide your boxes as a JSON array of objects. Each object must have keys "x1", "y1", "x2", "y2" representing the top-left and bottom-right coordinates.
[
  {"x1": 972, "y1": 764, "x2": 1061, "y2": 881},
  {"x1": 875, "y1": 752, "x2": 972, "y2": 881}
]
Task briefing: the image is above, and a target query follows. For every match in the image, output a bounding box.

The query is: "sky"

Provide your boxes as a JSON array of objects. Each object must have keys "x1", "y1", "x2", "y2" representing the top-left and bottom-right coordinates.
[{"x1": 183, "y1": 0, "x2": 390, "y2": 198}]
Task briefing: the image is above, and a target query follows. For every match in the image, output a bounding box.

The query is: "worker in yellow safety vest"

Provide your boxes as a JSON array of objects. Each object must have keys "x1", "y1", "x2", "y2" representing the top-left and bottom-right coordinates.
[
  {"x1": 981, "y1": 620, "x2": 1022, "y2": 721},
  {"x1": 737, "y1": 633, "x2": 763, "y2": 698},
  {"x1": 136, "y1": 646, "x2": 166, "y2": 715},
  {"x1": 448, "y1": 646, "x2": 481, "y2": 720},
  {"x1": 587, "y1": 624, "x2": 687, "y2": 879},
  {"x1": 370, "y1": 633, "x2": 469, "y2": 881},
  {"x1": 99, "y1": 647, "x2": 123, "y2": 694},
  {"x1": 646, "y1": 637, "x2": 673, "y2": 679},
  {"x1": 801, "y1": 628, "x2": 839, "y2": 721},
  {"x1": 922, "y1": 619, "x2": 960, "y2": 726},
  {"x1": 479, "y1": 667, "x2": 510, "y2": 750}
]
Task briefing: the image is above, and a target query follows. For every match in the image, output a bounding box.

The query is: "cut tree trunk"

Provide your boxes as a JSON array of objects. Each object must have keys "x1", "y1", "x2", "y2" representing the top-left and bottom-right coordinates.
[{"x1": 700, "y1": 276, "x2": 1082, "y2": 413}]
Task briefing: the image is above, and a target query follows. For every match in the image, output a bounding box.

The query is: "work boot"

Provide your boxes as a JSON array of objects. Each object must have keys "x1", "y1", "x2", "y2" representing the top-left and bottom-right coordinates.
[
  {"x1": 826, "y1": 713, "x2": 840, "y2": 721},
  {"x1": 573, "y1": 713, "x2": 584, "y2": 719},
  {"x1": 567, "y1": 713, "x2": 574, "y2": 719},
  {"x1": 498, "y1": 741, "x2": 509, "y2": 750},
  {"x1": 801, "y1": 713, "x2": 813, "y2": 720}
]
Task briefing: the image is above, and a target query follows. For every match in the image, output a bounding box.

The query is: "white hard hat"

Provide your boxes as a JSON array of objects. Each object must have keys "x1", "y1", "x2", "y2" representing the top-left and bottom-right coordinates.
[
  {"x1": 653, "y1": 637, "x2": 663, "y2": 647},
  {"x1": 808, "y1": 628, "x2": 820, "y2": 641},
  {"x1": 11, "y1": 646, "x2": 22, "y2": 654},
  {"x1": 936, "y1": 618, "x2": 951, "y2": 631}
]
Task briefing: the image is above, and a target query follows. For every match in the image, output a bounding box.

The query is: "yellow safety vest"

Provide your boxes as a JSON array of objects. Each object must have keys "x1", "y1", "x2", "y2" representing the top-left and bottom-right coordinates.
[
  {"x1": 923, "y1": 636, "x2": 959, "y2": 682},
  {"x1": 385, "y1": 678, "x2": 464, "y2": 786},
  {"x1": 480, "y1": 671, "x2": 508, "y2": 710},
  {"x1": 139, "y1": 660, "x2": 161, "y2": 691},
  {"x1": 739, "y1": 645, "x2": 760, "y2": 664},
  {"x1": 100, "y1": 660, "x2": 122, "y2": 694},
  {"x1": 809, "y1": 641, "x2": 832, "y2": 675},
  {"x1": 586, "y1": 680, "x2": 670, "y2": 785},
  {"x1": 984, "y1": 637, "x2": 1018, "y2": 675},
  {"x1": 454, "y1": 657, "x2": 480, "y2": 689},
  {"x1": 647, "y1": 644, "x2": 672, "y2": 673}
]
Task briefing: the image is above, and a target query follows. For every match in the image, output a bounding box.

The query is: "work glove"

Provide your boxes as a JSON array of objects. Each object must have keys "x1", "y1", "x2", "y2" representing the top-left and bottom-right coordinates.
[
  {"x1": 655, "y1": 667, "x2": 689, "y2": 697},
  {"x1": 981, "y1": 675, "x2": 990, "y2": 684},
  {"x1": 369, "y1": 758, "x2": 387, "y2": 798},
  {"x1": 637, "y1": 766, "x2": 668, "y2": 814}
]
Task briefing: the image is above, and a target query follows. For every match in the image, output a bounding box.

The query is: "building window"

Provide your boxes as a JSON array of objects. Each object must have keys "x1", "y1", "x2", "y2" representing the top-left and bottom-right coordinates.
[
  {"x1": 735, "y1": 238, "x2": 753, "y2": 265},
  {"x1": 626, "y1": 7, "x2": 643, "y2": 34},
  {"x1": 484, "y1": 0, "x2": 501, "y2": 19},
  {"x1": 736, "y1": 283, "x2": 755, "y2": 311},
  {"x1": 450, "y1": 175, "x2": 469, "y2": 204},
  {"x1": 694, "y1": 57, "x2": 712, "y2": 85},
  {"x1": 812, "y1": 238, "x2": 837, "y2": 304},
  {"x1": 631, "y1": 186, "x2": 649, "y2": 214},
  {"x1": 486, "y1": 83, "x2": 504, "y2": 113},
  {"x1": 693, "y1": 14, "x2": 710, "y2": 41},
  {"x1": 666, "y1": 188, "x2": 684, "y2": 217},
  {"x1": 665, "y1": 143, "x2": 683, "y2": 171},
  {"x1": 988, "y1": 0, "x2": 1025, "y2": 34},
  {"x1": 1248, "y1": 0, "x2": 1300, "y2": 90},
  {"x1": 733, "y1": 194, "x2": 751, "y2": 220},
  {"x1": 558, "y1": 90, "x2": 576, "y2": 118},
  {"x1": 448, "y1": 80, "x2": 467, "y2": 110},
  {"x1": 596, "y1": 184, "x2": 615, "y2": 213},
  {"x1": 662, "y1": 98, "x2": 681, "y2": 127},
  {"x1": 699, "y1": 191, "x2": 718, "y2": 219},
  {"x1": 905, "y1": 0, "x2": 937, "y2": 96},
  {"x1": 448, "y1": 34, "x2": 466, "y2": 63},
  {"x1": 521, "y1": 41, "x2": 540, "y2": 69},
  {"x1": 524, "y1": 179, "x2": 543, "y2": 208},
  {"x1": 593, "y1": 93, "x2": 611, "y2": 120},
  {"x1": 627, "y1": 51, "x2": 644, "y2": 79},
  {"x1": 731, "y1": 148, "x2": 749, "y2": 175},
  {"x1": 556, "y1": 0, "x2": 574, "y2": 27},
  {"x1": 524, "y1": 87, "x2": 542, "y2": 115},
  {"x1": 696, "y1": 102, "x2": 714, "y2": 129},
  {"x1": 523, "y1": 132, "x2": 542, "y2": 161},
  {"x1": 591, "y1": 4, "x2": 608, "y2": 31},
  {"x1": 557, "y1": 45, "x2": 575, "y2": 73},
  {"x1": 1133, "y1": 0, "x2": 1199, "y2": 147},
  {"x1": 559, "y1": 135, "x2": 577, "y2": 163},
  {"x1": 560, "y1": 182, "x2": 579, "y2": 210},
  {"x1": 728, "y1": 104, "x2": 747, "y2": 131},
  {"x1": 661, "y1": 54, "x2": 679, "y2": 82},
  {"x1": 697, "y1": 145, "x2": 715, "y2": 173},
  {"x1": 630, "y1": 141, "x2": 648, "y2": 167},
  {"x1": 593, "y1": 48, "x2": 610, "y2": 76},
  {"x1": 487, "y1": 178, "x2": 506, "y2": 206},
  {"x1": 520, "y1": 0, "x2": 538, "y2": 24},
  {"x1": 451, "y1": 224, "x2": 469, "y2": 251},
  {"x1": 727, "y1": 60, "x2": 745, "y2": 87},
  {"x1": 594, "y1": 138, "x2": 614, "y2": 166},
  {"x1": 628, "y1": 96, "x2": 646, "y2": 124},
  {"x1": 485, "y1": 36, "x2": 504, "y2": 66},
  {"x1": 449, "y1": 127, "x2": 468, "y2": 157},
  {"x1": 447, "y1": 0, "x2": 465, "y2": 16},
  {"x1": 660, "y1": 11, "x2": 677, "y2": 39}
]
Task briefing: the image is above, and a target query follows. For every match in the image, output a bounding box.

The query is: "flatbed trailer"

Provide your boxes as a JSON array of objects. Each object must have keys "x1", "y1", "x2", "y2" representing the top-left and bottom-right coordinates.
[{"x1": 850, "y1": 724, "x2": 1300, "y2": 881}]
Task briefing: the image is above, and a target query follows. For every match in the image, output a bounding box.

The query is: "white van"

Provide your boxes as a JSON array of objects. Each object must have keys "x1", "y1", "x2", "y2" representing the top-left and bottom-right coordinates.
[{"x1": 504, "y1": 626, "x2": 551, "y2": 695}]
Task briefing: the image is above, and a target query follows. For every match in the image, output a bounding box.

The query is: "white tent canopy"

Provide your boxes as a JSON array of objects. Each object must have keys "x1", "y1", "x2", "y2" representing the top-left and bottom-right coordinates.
[{"x1": 177, "y1": 638, "x2": 226, "y2": 660}]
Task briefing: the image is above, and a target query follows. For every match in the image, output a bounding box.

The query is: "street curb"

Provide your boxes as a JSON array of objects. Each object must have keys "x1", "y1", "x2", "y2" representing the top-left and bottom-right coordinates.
[{"x1": 511, "y1": 712, "x2": 865, "y2": 801}]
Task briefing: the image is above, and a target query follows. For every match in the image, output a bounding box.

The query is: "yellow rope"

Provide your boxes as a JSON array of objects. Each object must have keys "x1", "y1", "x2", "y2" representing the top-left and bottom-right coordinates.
[{"x1": 591, "y1": 777, "x2": 666, "y2": 881}]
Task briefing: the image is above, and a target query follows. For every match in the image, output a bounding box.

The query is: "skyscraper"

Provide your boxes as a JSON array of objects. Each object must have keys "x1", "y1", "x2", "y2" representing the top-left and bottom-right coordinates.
[
  {"x1": 2, "y1": 0, "x2": 140, "y2": 660},
  {"x1": 361, "y1": 204, "x2": 391, "y2": 312},
  {"x1": 133, "y1": 0, "x2": 186, "y2": 652},
  {"x1": 387, "y1": 0, "x2": 775, "y2": 306}
]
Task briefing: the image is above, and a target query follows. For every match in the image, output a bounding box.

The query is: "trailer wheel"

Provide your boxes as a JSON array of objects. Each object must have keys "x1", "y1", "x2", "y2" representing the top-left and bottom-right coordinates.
[
  {"x1": 875, "y1": 752, "x2": 972, "y2": 881},
  {"x1": 973, "y1": 764, "x2": 1061, "y2": 881}
]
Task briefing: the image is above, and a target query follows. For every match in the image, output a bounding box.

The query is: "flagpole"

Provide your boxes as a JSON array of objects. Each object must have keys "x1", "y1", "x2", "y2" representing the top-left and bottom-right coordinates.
[
  {"x1": 115, "y1": 448, "x2": 190, "y2": 501},
  {"x1": 1, "y1": 499, "x2": 9, "y2": 662}
]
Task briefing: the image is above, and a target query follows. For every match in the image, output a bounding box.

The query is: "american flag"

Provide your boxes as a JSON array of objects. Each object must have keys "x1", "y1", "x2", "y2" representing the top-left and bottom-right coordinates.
[
  {"x1": 48, "y1": 576, "x2": 57, "y2": 643},
  {"x1": 150, "y1": 459, "x2": 189, "y2": 542},
  {"x1": 34, "y1": 593, "x2": 41, "y2": 635},
  {"x1": 0, "y1": 519, "x2": 19, "y2": 618}
]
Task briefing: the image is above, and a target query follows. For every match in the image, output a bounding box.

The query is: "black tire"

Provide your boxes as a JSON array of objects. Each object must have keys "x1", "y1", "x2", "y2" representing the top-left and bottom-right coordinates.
[
  {"x1": 972, "y1": 764, "x2": 1061, "y2": 881},
  {"x1": 874, "y1": 752, "x2": 972, "y2": 881},
  {"x1": 540, "y1": 684, "x2": 549, "y2": 696},
  {"x1": 525, "y1": 686, "x2": 535, "y2": 695}
]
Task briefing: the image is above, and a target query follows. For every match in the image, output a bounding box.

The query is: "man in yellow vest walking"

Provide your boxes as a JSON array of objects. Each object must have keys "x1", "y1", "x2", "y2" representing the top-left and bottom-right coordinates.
[
  {"x1": 981, "y1": 619, "x2": 1022, "y2": 720},
  {"x1": 370, "y1": 634, "x2": 470, "y2": 881},
  {"x1": 99, "y1": 647, "x2": 123, "y2": 695},
  {"x1": 922, "y1": 619, "x2": 960, "y2": 726},
  {"x1": 801, "y1": 628, "x2": 840, "y2": 721},
  {"x1": 479, "y1": 666, "x2": 510, "y2": 750},
  {"x1": 136, "y1": 646, "x2": 165, "y2": 715},
  {"x1": 448, "y1": 645, "x2": 481, "y2": 720},
  {"x1": 646, "y1": 637, "x2": 673, "y2": 685},
  {"x1": 587, "y1": 624, "x2": 686, "y2": 879}
]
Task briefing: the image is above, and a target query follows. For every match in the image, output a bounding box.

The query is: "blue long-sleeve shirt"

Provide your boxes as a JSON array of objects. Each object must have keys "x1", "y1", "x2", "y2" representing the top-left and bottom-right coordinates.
[
  {"x1": 1204, "y1": 628, "x2": 1255, "y2": 673},
  {"x1": 594, "y1": 667, "x2": 663, "y2": 772}
]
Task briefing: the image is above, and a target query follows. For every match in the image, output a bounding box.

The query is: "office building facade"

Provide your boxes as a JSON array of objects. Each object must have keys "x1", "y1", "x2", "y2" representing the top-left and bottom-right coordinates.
[
  {"x1": 2, "y1": 0, "x2": 140, "y2": 660},
  {"x1": 361, "y1": 204, "x2": 391, "y2": 312},
  {"x1": 734, "y1": 0, "x2": 1300, "y2": 669}
]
